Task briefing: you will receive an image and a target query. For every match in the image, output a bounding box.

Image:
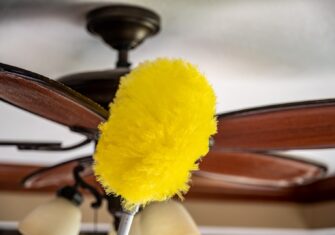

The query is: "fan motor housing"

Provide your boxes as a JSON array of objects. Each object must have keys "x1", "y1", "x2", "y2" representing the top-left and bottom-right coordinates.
[{"x1": 59, "y1": 68, "x2": 129, "y2": 109}]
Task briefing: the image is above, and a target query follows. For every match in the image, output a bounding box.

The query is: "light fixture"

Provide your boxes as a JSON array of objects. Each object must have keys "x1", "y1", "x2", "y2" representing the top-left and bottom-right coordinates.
[
  {"x1": 109, "y1": 200, "x2": 199, "y2": 235},
  {"x1": 19, "y1": 165, "x2": 103, "y2": 235},
  {"x1": 18, "y1": 186, "x2": 83, "y2": 235},
  {"x1": 141, "y1": 200, "x2": 200, "y2": 235},
  {"x1": 19, "y1": 162, "x2": 201, "y2": 235}
]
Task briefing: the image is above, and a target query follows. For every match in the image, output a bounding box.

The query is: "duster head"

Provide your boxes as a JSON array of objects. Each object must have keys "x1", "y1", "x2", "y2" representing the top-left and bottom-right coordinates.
[{"x1": 94, "y1": 58, "x2": 217, "y2": 209}]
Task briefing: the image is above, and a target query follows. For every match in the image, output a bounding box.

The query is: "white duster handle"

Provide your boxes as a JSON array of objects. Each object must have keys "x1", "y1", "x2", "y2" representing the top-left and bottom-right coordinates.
[{"x1": 117, "y1": 205, "x2": 140, "y2": 235}]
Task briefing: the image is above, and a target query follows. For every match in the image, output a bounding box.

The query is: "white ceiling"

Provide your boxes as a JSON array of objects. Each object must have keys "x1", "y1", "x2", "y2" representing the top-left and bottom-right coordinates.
[{"x1": 0, "y1": 0, "x2": 335, "y2": 174}]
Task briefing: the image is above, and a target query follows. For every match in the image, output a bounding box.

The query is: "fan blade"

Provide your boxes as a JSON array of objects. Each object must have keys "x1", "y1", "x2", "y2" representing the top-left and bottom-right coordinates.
[
  {"x1": 0, "y1": 63, "x2": 108, "y2": 130},
  {"x1": 18, "y1": 151, "x2": 326, "y2": 190},
  {"x1": 215, "y1": 99, "x2": 335, "y2": 150},
  {"x1": 189, "y1": 169, "x2": 335, "y2": 203},
  {"x1": 22, "y1": 156, "x2": 93, "y2": 189},
  {"x1": 197, "y1": 150, "x2": 325, "y2": 188},
  {"x1": 0, "y1": 161, "x2": 333, "y2": 203},
  {"x1": 0, "y1": 163, "x2": 37, "y2": 191}
]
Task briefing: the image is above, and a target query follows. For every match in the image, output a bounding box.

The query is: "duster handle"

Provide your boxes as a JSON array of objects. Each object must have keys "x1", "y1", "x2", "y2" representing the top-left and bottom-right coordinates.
[{"x1": 117, "y1": 205, "x2": 139, "y2": 235}]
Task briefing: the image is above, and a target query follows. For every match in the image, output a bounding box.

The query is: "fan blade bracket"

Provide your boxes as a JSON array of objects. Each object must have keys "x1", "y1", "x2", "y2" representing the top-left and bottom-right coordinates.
[
  {"x1": 69, "y1": 126, "x2": 100, "y2": 140},
  {"x1": 0, "y1": 138, "x2": 92, "y2": 151},
  {"x1": 0, "y1": 141, "x2": 61, "y2": 150}
]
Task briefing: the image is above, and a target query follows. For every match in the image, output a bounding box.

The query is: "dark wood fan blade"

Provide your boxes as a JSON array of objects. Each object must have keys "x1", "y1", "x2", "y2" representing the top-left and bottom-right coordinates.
[
  {"x1": 1, "y1": 161, "x2": 334, "y2": 203},
  {"x1": 19, "y1": 151, "x2": 325, "y2": 190},
  {"x1": 189, "y1": 172, "x2": 335, "y2": 203},
  {"x1": 197, "y1": 150, "x2": 325, "y2": 188},
  {"x1": 0, "y1": 161, "x2": 99, "y2": 193},
  {"x1": 0, "y1": 63, "x2": 108, "y2": 130},
  {"x1": 22, "y1": 156, "x2": 93, "y2": 189},
  {"x1": 215, "y1": 99, "x2": 335, "y2": 151},
  {"x1": 0, "y1": 159, "x2": 331, "y2": 203},
  {"x1": 0, "y1": 163, "x2": 37, "y2": 191}
]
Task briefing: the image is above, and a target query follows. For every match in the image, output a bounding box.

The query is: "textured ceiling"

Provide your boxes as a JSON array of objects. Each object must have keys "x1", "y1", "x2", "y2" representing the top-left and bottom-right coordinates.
[{"x1": 0, "y1": 0, "x2": 335, "y2": 174}]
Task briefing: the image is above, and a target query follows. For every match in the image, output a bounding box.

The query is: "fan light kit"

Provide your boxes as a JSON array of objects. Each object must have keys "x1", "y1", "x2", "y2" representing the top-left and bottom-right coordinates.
[{"x1": 0, "y1": 3, "x2": 334, "y2": 235}]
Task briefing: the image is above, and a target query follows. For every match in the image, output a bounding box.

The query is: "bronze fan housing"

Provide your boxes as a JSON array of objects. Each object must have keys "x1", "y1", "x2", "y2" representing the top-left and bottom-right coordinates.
[{"x1": 59, "y1": 5, "x2": 160, "y2": 109}]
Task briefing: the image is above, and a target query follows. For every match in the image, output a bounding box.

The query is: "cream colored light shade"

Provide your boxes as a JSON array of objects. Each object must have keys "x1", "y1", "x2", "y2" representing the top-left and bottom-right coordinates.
[
  {"x1": 18, "y1": 197, "x2": 81, "y2": 235},
  {"x1": 140, "y1": 200, "x2": 200, "y2": 235}
]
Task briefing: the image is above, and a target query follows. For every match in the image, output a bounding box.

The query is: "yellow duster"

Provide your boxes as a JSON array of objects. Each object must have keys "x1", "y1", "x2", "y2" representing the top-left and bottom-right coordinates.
[{"x1": 94, "y1": 58, "x2": 217, "y2": 210}]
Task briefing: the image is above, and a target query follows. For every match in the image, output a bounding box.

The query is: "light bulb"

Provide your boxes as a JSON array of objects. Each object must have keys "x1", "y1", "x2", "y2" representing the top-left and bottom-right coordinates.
[
  {"x1": 140, "y1": 200, "x2": 200, "y2": 235},
  {"x1": 18, "y1": 186, "x2": 82, "y2": 235}
]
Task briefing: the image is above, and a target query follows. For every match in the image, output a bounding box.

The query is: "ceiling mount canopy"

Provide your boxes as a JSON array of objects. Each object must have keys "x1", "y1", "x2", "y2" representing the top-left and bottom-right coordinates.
[{"x1": 86, "y1": 4, "x2": 160, "y2": 52}]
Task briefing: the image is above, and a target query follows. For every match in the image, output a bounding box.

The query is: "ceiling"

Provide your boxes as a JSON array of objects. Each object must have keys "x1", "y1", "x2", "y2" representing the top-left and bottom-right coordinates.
[{"x1": 0, "y1": 0, "x2": 335, "y2": 175}]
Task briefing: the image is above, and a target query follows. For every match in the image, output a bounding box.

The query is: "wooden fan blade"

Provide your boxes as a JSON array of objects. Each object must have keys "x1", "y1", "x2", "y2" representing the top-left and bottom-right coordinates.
[
  {"x1": 189, "y1": 170, "x2": 335, "y2": 203},
  {"x1": 0, "y1": 160, "x2": 99, "y2": 193},
  {"x1": 197, "y1": 150, "x2": 325, "y2": 188},
  {"x1": 1, "y1": 161, "x2": 334, "y2": 203},
  {"x1": 0, "y1": 163, "x2": 37, "y2": 191},
  {"x1": 22, "y1": 156, "x2": 93, "y2": 189},
  {"x1": 0, "y1": 63, "x2": 108, "y2": 130},
  {"x1": 215, "y1": 99, "x2": 335, "y2": 151}
]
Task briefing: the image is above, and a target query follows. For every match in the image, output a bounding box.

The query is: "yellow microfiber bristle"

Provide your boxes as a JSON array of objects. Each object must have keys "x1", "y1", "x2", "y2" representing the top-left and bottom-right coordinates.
[{"x1": 94, "y1": 58, "x2": 217, "y2": 210}]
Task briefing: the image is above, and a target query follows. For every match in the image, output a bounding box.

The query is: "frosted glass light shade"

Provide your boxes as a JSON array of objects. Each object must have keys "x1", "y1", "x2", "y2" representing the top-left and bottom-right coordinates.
[
  {"x1": 140, "y1": 200, "x2": 200, "y2": 235},
  {"x1": 18, "y1": 197, "x2": 81, "y2": 235}
]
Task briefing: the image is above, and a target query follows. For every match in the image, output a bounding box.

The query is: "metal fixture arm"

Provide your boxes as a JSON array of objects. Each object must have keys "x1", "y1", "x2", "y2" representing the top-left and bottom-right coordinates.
[{"x1": 73, "y1": 165, "x2": 103, "y2": 208}]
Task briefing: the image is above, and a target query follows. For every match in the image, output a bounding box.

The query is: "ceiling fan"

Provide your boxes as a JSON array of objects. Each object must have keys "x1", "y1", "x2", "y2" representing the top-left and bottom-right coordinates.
[{"x1": 0, "y1": 3, "x2": 335, "y2": 211}]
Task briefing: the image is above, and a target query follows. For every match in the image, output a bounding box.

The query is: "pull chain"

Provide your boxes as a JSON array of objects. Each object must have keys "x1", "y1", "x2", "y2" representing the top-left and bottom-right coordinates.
[{"x1": 93, "y1": 208, "x2": 98, "y2": 234}]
